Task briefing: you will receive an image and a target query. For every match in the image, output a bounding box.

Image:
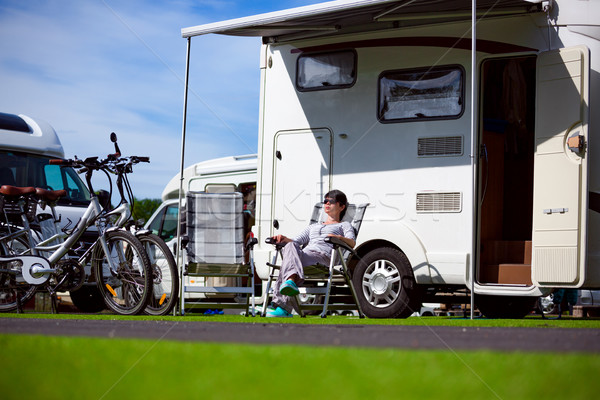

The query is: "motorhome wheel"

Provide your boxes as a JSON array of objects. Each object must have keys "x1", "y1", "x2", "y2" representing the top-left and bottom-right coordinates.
[
  {"x1": 475, "y1": 294, "x2": 537, "y2": 319},
  {"x1": 352, "y1": 247, "x2": 416, "y2": 318},
  {"x1": 69, "y1": 285, "x2": 106, "y2": 313}
]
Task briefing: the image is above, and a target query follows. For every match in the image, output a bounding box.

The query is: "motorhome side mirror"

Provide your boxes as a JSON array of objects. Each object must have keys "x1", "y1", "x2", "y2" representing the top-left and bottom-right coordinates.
[
  {"x1": 110, "y1": 132, "x2": 117, "y2": 143},
  {"x1": 273, "y1": 219, "x2": 279, "y2": 229}
]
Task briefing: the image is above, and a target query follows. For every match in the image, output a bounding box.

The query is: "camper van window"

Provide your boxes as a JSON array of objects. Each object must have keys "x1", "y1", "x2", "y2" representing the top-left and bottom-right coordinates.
[
  {"x1": 378, "y1": 65, "x2": 464, "y2": 122},
  {"x1": 297, "y1": 50, "x2": 356, "y2": 91},
  {"x1": 0, "y1": 150, "x2": 90, "y2": 205}
]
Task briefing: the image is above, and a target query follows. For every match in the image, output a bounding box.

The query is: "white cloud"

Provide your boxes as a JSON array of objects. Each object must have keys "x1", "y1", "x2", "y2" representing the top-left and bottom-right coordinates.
[{"x1": 0, "y1": 0, "x2": 318, "y2": 198}]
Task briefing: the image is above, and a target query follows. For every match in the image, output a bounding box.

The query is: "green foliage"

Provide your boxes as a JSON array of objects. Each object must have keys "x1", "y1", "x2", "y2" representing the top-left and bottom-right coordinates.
[{"x1": 131, "y1": 197, "x2": 161, "y2": 224}]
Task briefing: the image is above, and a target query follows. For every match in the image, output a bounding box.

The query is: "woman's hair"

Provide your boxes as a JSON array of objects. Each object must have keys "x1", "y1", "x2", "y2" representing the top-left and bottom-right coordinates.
[{"x1": 325, "y1": 189, "x2": 349, "y2": 220}]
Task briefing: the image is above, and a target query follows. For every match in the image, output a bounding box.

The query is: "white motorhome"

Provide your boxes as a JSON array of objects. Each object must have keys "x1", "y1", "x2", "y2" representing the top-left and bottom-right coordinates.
[
  {"x1": 0, "y1": 112, "x2": 91, "y2": 229},
  {"x1": 147, "y1": 154, "x2": 257, "y2": 246},
  {"x1": 146, "y1": 154, "x2": 257, "y2": 299},
  {"x1": 180, "y1": 0, "x2": 599, "y2": 318}
]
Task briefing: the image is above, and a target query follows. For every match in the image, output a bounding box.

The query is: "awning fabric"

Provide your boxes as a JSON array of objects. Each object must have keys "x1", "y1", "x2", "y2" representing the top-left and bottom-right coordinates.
[{"x1": 182, "y1": 0, "x2": 543, "y2": 42}]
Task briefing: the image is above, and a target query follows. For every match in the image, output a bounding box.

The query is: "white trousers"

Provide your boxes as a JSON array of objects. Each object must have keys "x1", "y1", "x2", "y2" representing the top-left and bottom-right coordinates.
[{"x1": 271, "y1": 242, "x2": 329, "y2": 313}]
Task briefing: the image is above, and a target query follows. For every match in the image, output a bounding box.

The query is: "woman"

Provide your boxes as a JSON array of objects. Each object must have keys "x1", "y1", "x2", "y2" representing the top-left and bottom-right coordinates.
[{"x1": 267, "y1": 189, "x2": 356, "y2": 318}]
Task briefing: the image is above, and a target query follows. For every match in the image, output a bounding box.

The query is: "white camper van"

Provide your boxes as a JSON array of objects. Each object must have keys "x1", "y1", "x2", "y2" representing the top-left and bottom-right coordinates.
[
  {"x1": 146, "y1": 154, "x2": 257, "y2": 299},
  {"x1": 0, "y1": 112, "x2": 91, "y2": 229},
  {"x1": 180, "y1": 0, "x2": 599, "y2": 318},
  {"x1": 146, "y1": 154, "x2": 257, "y2": 247}
]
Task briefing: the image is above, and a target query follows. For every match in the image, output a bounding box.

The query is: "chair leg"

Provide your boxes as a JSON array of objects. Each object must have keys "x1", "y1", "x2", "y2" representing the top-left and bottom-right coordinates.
[
  {"x1": 343, "y1": 265, "x2": 365, "y2": 318},
  {"x1": 291, "y1": 295, "x2": 305, "y2": 317}
]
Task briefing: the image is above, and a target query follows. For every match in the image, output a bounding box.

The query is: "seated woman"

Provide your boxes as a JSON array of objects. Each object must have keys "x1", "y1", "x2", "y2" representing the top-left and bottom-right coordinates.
[{"x1": 267, "y1": 189, "x2": 356, "y2": 318}]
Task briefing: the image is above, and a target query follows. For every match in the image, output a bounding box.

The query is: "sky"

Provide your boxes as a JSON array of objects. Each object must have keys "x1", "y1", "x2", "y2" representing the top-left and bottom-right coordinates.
[{"x1": 0, "y1": 0, "x2": 324, "y2": 199}]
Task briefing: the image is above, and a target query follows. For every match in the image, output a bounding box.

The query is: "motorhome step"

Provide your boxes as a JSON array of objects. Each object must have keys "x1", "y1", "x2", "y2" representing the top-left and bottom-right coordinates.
[{"x1": 480, "y1": 263, "x2": 532, "y2": 285}]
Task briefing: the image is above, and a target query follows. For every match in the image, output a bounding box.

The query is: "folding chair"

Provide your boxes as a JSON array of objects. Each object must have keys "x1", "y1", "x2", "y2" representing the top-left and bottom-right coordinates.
[
  {"x1": 181, "y1": 191, "x2": 257, "y2": 316},
  {"x1": 261, "y1": 203, "x2": 369, "y2": 318}
]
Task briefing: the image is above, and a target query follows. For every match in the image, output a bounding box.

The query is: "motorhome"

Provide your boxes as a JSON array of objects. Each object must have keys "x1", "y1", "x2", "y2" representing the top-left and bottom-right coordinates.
[
  {"x1": 146, "y1": 154, "x2": 257, "y2": 247},
  {"x1": 0, "y1": 112, "x2": 91, "y2": 228},
  {"x1": 146, "y1": 154, "x2": 257, "y2": 299},
  {"x1": 180, "y1": 0, "x2": 599, "y2": 318}
]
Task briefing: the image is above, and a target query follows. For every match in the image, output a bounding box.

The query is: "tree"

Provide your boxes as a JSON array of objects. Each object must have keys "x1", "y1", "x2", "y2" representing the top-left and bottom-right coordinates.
[{"x1": 131, "y1": 197, "x2": 161, "y2": 225}]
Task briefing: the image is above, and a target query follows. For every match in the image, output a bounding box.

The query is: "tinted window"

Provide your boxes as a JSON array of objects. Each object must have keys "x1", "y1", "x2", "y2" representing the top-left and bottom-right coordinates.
[
  {"x1": 149, "y1": 204, "x2": 179, "y2": 242},
  {"x1": 0, "y1": 151, "x2": 90, "y2": 205},
  {"x1": 161, "y1": 205, "x2": 179, "y2": 241},
  {"x1": 378, "y1": 66, "x2": 464, "y2": 122},
  {"x1": 297, "y1": 50, "x2": 356, "y2": 91}
]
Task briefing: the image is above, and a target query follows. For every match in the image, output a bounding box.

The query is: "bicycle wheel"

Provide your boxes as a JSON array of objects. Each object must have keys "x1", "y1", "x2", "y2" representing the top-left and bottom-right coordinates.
[
  {"x1": 137, "y1": 233, "x2": 179, "y2": 316},
  {"x1": 0, "y1": 232, "x2": 37, "y2": 312},
  {"x1": 92, "y1": 230, "x2": 152, "y2": 315}
]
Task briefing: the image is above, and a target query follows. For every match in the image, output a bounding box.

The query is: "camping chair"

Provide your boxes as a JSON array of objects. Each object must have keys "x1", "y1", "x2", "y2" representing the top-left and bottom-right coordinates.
[
  {"x1": 181, "y1": 191, "x2": 257, "y2": 316},
  {"x1": 261, "y1": 203, "x2": 369, "y2": 318}
]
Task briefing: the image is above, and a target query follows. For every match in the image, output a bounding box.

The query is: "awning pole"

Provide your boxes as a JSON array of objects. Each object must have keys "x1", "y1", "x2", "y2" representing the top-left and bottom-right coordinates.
[
  {"x1": 177, "y1": 37, "x2": 191, "y2": 316},
  {"x1": 470, "y1": 0, "x2": 477, "y2": 320}
]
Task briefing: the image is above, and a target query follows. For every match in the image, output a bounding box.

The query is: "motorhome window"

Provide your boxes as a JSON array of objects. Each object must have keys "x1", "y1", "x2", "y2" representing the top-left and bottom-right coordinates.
[
  {"x1": 297, "y1": 50, "x2": 356, "y2": 91},
  {"x1": 378, "y1": 66, "x2": 464, "y2": 122},
  {"x1": 0, "y1": 150, "x2": 90, "y2": 206}
]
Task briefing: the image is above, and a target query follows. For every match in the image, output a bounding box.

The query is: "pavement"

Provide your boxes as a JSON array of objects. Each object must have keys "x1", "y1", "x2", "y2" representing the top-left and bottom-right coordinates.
[{"x1": 1, "y1": 317, "x2": 599, "y2": 353}]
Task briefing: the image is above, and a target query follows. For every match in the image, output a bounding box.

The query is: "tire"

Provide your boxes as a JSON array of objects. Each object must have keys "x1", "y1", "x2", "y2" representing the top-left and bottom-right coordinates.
[
  {"x1": 352, "y1": 247, "x2": 417, "y2": 318},
  {"x1": 0, "y1": 232, "x2": 37, "y2": 312},
  {"x1": 69, "y1": 285, "x2": 106, "y2": 313},
  {"x1": 92, "y1": 230, "x2": 152, "y2": 315},
  {"x1": 475, "y1": 294, "x2": 538, "y2": 319},
  {"x1": 137, "y1": 233, "x2": 179, "y2": 316}
]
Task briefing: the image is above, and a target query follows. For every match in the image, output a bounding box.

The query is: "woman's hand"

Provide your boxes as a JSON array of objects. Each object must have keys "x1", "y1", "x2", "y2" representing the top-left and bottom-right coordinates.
[
  {"x1": 328, "y1": 234, "x2": 356, "y2": 248},
  {"x1": 273, "y1": 235, "x2": 292, "y2": 244}
]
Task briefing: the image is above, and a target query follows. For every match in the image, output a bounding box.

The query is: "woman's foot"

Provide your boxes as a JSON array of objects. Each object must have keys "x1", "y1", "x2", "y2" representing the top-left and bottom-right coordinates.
[
  {"x1": 266, "y1": 306, "x2": 293, "y2": 318},
  {"x1": 280, "y1": 279, "x2": 300, "y2": 296}
]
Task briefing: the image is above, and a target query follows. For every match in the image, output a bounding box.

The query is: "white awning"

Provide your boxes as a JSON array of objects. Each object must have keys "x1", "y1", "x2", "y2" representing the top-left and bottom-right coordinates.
[{"x1": 182, "y1": 0, "x2": 543, "y2": 42}]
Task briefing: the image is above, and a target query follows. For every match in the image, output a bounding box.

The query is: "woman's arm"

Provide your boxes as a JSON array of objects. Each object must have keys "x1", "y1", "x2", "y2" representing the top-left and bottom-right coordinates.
[
  {"x1": 327, "y1": 221, "x2": 356, "y2": 248},
  {"x1": 327, "y1": 234, "x2": 356, "y2": 248}
]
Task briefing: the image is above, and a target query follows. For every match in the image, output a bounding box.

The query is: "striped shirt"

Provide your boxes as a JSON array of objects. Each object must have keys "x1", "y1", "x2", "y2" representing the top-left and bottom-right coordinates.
[{"x1": 293, "y1": 221, "x2": 355, "y2": 256}]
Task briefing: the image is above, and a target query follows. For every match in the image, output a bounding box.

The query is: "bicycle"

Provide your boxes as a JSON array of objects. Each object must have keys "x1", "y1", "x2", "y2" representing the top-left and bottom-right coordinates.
[
  {"x1": 0, "y1": 186, "x2": 41, "y2": 311},
  {"x1": 0, "y1": 142, "x2": 153, "y2": 314},
  {"x1": 106, "y1": 135, "x2": 178, "y2": 315}
]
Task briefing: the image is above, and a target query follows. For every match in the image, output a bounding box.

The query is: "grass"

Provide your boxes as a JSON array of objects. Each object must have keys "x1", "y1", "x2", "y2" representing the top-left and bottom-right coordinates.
[
  {"x1": 0, "y1": 333, "x2": 599, "y2": 400},
  {"x1": 2, "y1": 311, "x2": 600, "y2": 328}
]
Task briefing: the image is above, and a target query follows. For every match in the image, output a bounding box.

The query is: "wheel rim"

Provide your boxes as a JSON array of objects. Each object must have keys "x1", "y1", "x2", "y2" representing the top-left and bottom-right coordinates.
[{"x1": 361, "y1": 259, "x2": 402, "y2": 308}]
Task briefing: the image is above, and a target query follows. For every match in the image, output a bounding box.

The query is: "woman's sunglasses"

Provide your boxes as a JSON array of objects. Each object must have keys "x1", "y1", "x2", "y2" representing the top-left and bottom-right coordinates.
[{"x1": 323, "y1": 198, "x2": 336, "y2": 205}]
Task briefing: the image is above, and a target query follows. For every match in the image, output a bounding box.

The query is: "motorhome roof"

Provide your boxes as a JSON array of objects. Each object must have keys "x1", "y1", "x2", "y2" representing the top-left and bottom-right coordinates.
[
  {"x1": 0, "y1": 113, "x2": 65, "y2": 158},
  {"x1": 182, "y1": 0, "x2": 543, "y2": 41},
  {"x1": 195, "y1": 154, "x2": 257, "y2": 176}
]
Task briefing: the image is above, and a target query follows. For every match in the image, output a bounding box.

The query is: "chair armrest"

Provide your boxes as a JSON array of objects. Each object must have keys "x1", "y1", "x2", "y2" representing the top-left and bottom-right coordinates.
[
  {"x1": 180, "y1": 235, "x2": 189, "y2": 249},
  {"x1": 245, "y1": 236, "x2": 258, "y2": 250},
  {"x1": 265, "y1": 237, "x2": 286, "y2": 250},
  {"x1": 324, "y1": 236, "x2": 356, "y2": 255}
]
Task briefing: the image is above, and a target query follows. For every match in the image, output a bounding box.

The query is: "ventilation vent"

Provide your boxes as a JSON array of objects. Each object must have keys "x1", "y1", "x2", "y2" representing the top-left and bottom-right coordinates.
[
  {"x1": 418, "y1": 136, "x2": 463, "y2": 157},
  {"x1": 416, "y1": 192, "x2": 462, "y2": 213}
]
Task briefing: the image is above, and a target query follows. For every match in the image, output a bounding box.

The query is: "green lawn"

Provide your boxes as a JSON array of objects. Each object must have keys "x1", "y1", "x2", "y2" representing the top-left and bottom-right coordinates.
[
  {"x1": 1, "y1": 333, "x2": 598, "y2": 400},
  {"x1": 2, "y1": 311, "x2": 600, "y2": 328}
]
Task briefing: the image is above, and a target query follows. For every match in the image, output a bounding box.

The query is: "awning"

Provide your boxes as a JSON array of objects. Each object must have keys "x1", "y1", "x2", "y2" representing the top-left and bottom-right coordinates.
[{"x1": 182, "y1": 0, "x2": 544, "y2": 42}]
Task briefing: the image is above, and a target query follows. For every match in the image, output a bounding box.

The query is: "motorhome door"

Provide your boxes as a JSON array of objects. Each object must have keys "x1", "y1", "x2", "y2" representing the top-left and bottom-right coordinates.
[
  {"x1": 532, "y1": 45, "x2": 590, "y2": 287},
  {"x1": 272, "y1": 129, "x2": 332, "y2": 236}
]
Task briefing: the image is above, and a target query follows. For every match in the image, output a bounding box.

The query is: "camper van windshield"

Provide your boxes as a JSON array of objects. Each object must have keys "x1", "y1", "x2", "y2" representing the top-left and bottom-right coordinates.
[
  {"x1": 378, "y1": 65, "x2": 463, "y2": 122},
  {"x1": 0, "y1": 150, "x2": 90, "y2": 206}
]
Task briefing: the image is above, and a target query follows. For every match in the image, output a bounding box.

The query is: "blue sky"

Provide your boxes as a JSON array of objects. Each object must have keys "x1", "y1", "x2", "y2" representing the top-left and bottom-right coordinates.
[{"x1": 0, "y1": 0, "x2": 323, "y2": 199}]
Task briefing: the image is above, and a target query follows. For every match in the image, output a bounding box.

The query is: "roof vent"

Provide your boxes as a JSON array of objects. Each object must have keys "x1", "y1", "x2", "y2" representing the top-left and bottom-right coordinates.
[
  {"x1": 418, "y1": 136, "x2": 462, "y2": 157},
  {"x1": 416, "y1": 192, "x2": 462, "y2": 213},
  {"x1": 0, "y1": 112, "x2": 31, "y2": 133}
]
